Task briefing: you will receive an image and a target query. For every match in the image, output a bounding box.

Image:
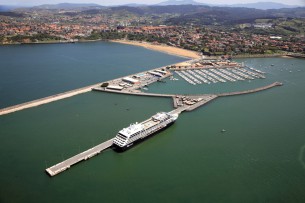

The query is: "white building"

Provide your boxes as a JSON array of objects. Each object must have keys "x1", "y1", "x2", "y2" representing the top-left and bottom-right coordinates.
[{"x1": 122, "y1": 77, "x2": 140, "y2": 84}]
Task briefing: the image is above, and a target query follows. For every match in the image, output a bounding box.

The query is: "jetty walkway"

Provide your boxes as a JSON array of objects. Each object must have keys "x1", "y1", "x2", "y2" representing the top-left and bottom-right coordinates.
[
  {"x1": 93, "y1": 87, "x2": 176, "y2": 98},
  {"x1": 0, "y1": 83, "x2": 100, "y2": 116},
  {"x1": 46, "y1": 139, "x2": 113, "y2": 176},
  {"x1": 217, "y1": 82, "x2": 282, "y2": 97}
]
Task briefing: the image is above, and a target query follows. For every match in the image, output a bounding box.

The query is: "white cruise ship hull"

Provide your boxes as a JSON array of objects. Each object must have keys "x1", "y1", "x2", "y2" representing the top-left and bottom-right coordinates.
[{"x1": 113, "y1": 119, "x2": 176, "y2": 152}]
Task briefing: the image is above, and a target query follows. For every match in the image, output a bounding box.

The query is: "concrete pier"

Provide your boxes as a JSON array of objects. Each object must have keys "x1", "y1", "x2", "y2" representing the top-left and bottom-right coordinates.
[
  {"x1": 0, "y1": 83, "x2": 100, "y2": 116},
  {"x1": 92, "y1": 87, "x2": 176, "y2": 98},
  {"x1": 185, "y1": 95, "x2": 218, "y2": 111},
  {"x1": 46, "y1": 139, "x2": 113, "y2": 177}
]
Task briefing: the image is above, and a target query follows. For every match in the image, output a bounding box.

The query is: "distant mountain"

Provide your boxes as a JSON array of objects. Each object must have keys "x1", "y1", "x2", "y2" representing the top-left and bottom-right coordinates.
[
  {"x1": 156, "y1": 0, "x2": 204, "y2": 6},
  {"x1": 0, "y1": 11, "x2": 24, "y2": 17},
  {"x1": 22, "y1": 1, "x2": 303, "y2": 11},
  {"x1": 3, "y1": 3, "x2": 305, "y2": 26},
  {"x1": 0, "y1": 5, "x2": 23, "y2": 11},
  {"x1": 122, "y1": 3, "x2": 148, "y2": 7},
  {"x1": 162, "y1": 6, "x2": 305, "y2": 25},
  {"x1": 33, "y1": 3, "x2": 103, "y2": 10},
  {"x1": 229, "y1": 2, "x2": 299, "y2": 10},
  {"x1": 154, "y1": 1, "x2": 299, "y2": 9}
]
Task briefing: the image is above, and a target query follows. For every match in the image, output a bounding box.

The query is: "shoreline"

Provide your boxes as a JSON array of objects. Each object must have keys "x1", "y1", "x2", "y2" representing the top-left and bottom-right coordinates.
[
  {"x1": 1, "y1": 39, "x2": 201, "y2": 59},
  {"x1": 110, "y1": 39, "x2": 201, "y2": 59},
  {"x1": 2, "y1": 39, "x2": 304, "y2": 59},
  {"x1": 0, "y1": 39, "x2": 103, "y2": 46}
]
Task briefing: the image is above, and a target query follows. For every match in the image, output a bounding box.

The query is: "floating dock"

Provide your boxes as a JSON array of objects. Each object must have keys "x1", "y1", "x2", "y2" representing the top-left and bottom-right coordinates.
[{"x1": 46, "y1": 139, "x2": 113, "y2": 176}]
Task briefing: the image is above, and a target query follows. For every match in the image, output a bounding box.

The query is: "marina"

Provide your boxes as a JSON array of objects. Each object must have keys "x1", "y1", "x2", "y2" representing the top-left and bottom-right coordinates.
[
  {"x1": 192, "y1": 70, "x2": 210, "y2": 83},
  {"x1": 209, "y1": 69, "x2": 233, "y2": 82},
  {"x1": 173, "y1": 66, "x2": 266, "y2": 85},
  {"x1": 175, "y1": 70, "x2": 197, "y2": 85},
  {"x1": 238, "y1": 68, "x2": 266, "y2": 79},
  {"x1": 231, "y1": 68, "x2": 254, "y2": 80}
]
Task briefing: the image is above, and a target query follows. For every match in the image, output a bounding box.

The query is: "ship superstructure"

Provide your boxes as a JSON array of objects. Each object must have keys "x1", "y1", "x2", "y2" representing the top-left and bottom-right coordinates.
[{"x1": 113, "y1": 112, "x2": 178, "y2": 151}]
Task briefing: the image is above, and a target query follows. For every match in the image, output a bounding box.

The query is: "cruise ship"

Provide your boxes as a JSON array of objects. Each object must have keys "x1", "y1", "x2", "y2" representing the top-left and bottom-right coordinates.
[{"x1": 113, "y1": 112, "x2": 179, "y2": 151}]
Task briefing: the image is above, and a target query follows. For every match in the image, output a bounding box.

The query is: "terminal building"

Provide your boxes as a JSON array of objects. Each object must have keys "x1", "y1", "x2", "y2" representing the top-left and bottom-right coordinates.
[
  {"x1": 155, "y1": 69, "x2": 167, "y2": 75},
  {"x1": 122, "y1": 77, "x2": 140, "y2": 84},
  {"x1": 148, "y1": 71, "x2": 163, "y2": 77},
  {"x1": 106, "y1": 85, "x2": 124, "y2": 91}
]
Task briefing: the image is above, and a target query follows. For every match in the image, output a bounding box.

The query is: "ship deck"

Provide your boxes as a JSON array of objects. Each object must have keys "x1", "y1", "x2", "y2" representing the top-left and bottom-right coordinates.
[{"x1": 141, "y1": 118, "x2": 159, "y2": 130}]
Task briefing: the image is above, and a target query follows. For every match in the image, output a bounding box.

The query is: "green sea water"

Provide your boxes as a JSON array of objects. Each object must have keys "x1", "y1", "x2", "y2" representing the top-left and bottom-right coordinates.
[
  {"x1": 0, "y1": 42, "x2": 185, "y2": 108},
  {"x1": 0, "y1": 43, "x2": 305, "y2": 203}
]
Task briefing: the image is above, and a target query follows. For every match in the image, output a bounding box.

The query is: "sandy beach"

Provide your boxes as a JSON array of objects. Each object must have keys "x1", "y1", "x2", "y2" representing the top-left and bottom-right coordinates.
[
  {"x1": 281, "y1": 55, "x2": 294, "y2": 58},
  {"x1": 111, "y1": 40, "x2": 200, "y2": 59}
]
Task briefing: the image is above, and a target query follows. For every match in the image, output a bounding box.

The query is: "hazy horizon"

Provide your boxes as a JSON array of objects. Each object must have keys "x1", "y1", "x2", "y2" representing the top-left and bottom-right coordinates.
[{"x1": 2, "y1": 0, "x2": 305, "y2": 7}]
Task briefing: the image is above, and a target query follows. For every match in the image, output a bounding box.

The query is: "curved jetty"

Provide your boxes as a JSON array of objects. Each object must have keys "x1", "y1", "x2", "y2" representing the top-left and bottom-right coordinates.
[{"x1": 217, "y1": 82, "x2": 283, "y2": 97}]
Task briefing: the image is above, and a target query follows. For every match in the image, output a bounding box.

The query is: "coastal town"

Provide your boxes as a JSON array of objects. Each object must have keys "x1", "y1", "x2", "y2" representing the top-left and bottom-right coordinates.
[{"x1": 1, "y1": 5, "x2": 304, "y2": 56}]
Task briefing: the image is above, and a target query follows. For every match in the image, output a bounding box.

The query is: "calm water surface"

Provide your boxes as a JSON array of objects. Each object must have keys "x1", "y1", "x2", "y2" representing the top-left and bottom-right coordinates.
[
  {"x1": 0, "y1": 42, "x2": 185, "y2": 108},
  {"x1": 0, "y1": 43, "x2": 305, "y2": 203}
]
